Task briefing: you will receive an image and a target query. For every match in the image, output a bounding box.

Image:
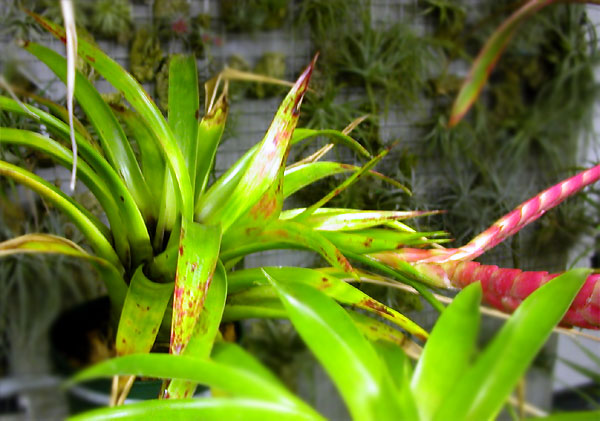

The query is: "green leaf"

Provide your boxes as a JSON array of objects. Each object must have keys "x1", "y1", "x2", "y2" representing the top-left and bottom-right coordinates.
[
  {"x1": 373, "y1": 341, "x2": 419, "y2": 420},
  {"x1": 171, "y1": 222, "x2": 222, "y2": 355},
  {"x1": 220, "y1": 220, "x2": 355, "y2": 277},
  {"x1": 158, "y1": 55, "x2": 201, "y2": 233},
  {"x1": 291, "y1": 149, "x2": 389, "y2": 221},
  {"x1": 412, "y1": 282, "x2": 482, "y2": 421},
  {"x1": 166, "y1": 262, "x2": 227, "y2": 399},
  {"x1": 283, "y1": 161, "x2": 409, "y2": 198},
  {"x1": 228, "y1": 267, "x2": 428, "y2": 340},
  {"x1": 434, "y1": 269, "x2": 591, "y2": 421},
  {"x1": 291, "y1": 128, "x2": 370, "y2": 158},
  {"x1": 264, "y1": 269, "x2": 402, "y2": 421},
  {"x1": 113, "y1": 107, "x2": 165, "y2": 206},
  {"x1": 0, "y1": 161, "x2": 121, "y2": 269},
  {"x1": 67, "y1": 398, "x2": 322, "y2": 421},
  {"x1": 0, "y1": 234, "x2": 126, "y2": 318},
  {"x1": 68, "y1": 354, "x2": 314, "y2": 414},
  {"x1": 0, "y1": 96, "x2": 153, "y2": 267},
  {"x1": 533, "y1": 411, "x2": 600, "y2": 421},
  {"x1": 322, "y1": 229, "x2": 446, "y2": 254},
  {"x1": 448, "y1": 0, "x2": 554, "y2": 126},
  {"x1": 29, "y1": 12, "x2": 194, "y2": 222},
  {"x1": 0, "y1": 128, "x2": 130, "y2": 265},
  {"x1": 116, "y1": 266, "x2": 174, "y2": 356},
  {"x1": 202, "y1": 58, "x2": 315, "y2": 233},
  {"x1": 194, "y1": 94, "x2": 227, "y2": 204},
  {"x1": 23, "y1": 42, "x2": 155, "y2": 221},
  {"x1": 281, "y1": 208, "x2": 438, "y2": 231}
]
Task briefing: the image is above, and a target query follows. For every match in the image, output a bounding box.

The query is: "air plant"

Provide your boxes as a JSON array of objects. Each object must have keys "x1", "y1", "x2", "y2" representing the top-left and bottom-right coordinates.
[
  {"x1": 129, "y1": 27, "x2": 163, "y2": 84},
  {"x1": 153, "y1": 0, "x2": 191, "y2": 39},
  {"x1": 251, "y1": 52, "x2": 287, "y2": 99},
  {"x1": 220, "y1": 0, "x2": 290, "y2": 32},
  {"x1": 1, "y1": 8, "x2": 599, "y2": 421},
  {"x1": 90, "y1": 0, "x2": 133, "y2": 45}
]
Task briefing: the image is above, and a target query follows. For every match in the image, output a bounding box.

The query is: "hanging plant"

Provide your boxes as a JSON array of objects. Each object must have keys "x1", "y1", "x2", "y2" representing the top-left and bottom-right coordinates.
[{"x1": 251, "y1": 52, "x2": 287, "y2": 99}]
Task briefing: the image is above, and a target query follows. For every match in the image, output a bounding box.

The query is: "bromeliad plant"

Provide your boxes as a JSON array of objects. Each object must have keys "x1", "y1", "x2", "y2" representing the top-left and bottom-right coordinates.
[{"x1": 1, "y1": 10, "x2": 599, "y2": 420}]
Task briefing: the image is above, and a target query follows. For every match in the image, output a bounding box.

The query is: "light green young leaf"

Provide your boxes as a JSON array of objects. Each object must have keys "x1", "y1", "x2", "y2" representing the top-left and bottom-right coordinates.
[
  {"x1": 67, "y1": 398, "x2": 322, "y2": 421},
  {"x1": 264, "y1": 269, "x2": 403, "y2": 421},
  {"x1": 411, "y1": 282, "x2": 482, "y2": 421},
  {"x1": 434, "y1": 269, "x2": 590, "y2": 421}
]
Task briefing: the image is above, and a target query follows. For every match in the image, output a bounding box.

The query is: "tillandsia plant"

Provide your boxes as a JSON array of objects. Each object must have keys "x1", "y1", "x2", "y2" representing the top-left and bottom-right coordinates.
[{"x1": 1, "y1": 10, "x2": 599, "y2": 421}]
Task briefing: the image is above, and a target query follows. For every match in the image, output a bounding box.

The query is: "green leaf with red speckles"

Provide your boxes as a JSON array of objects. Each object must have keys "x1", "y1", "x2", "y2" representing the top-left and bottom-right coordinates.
[
  {"x1": 322, "y1": 229, "x2": 448, "y2": 254},
  {"x1": 28, "y1": 12, "x2": 194, "y2": 222},
  {"x1": 166, "y1": 262, "x2": 227, "y2": 399},
  {"x1": 220, "y1": 220, "x2": 356, "y2": 277},
  {"x1": 283, "y1": 161, "x2": 409, "y2": 198},
  {"x1": 348, "y1": 310, "x2": 421, "y2": 360},
  {"x1": 23, "y1": 42, "x2": 155, "y2": 223},
  {"x1": 116, "y1": 266, "x2": 174, "y2": 357},
  {"x1": 227, "y1": 267, "x2": 428, "y2": 340},
  {"x1": 171, "y1": 222, "x2": 221, "y2": 356},
  {"x1": 281, "y1": 208, "x2": 440, "y2": 231},
  {"x1": 264, "y1": 268, "x2": 404, "y2": 421},
  {"x1": 201, "y1": 57, "x2": 316, "y2": 233}
]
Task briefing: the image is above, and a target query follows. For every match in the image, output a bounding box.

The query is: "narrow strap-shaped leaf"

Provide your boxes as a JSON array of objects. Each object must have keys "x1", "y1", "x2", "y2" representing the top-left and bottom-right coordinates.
[
  {"x1": 116, "y1": 266, "x2": 174, "y2": 356},
  {"x1": 448, "y1": 0, "x2": 600, "y2": 126},
  {"x1": 114, "y1": 107, "x2": 165, "y2": 206},
  {"x1": 264, "y1": 269, "x2": 403, "y2": 421},
  {"x1": 1, "y1": 128, "x2": 130, "y2": 265},
  {"x1": 23, "y1": 41, "x2": 155, "y2": 220},
  {"x1": 211, "y1": 341, "x2": 319, "y2": 418},
  {"x1": 291, "y1": 128, "x2": 370, "y2": 158},
  {"x1": 291, "y1": 148, "x2": 389, "y2": 222},
  {"x1": 195, "y1": 93, "x2": 228, "y2": 204},
  {"x1": 202, "y1": 57, "x2": 315, "y2": 233},
  {"x1": 0, "y1": 234, "x2": 126, "y2": 318},
  {"x1": 373, "y1": 341, "x2": 419, "y2": 420},
  {"x1": 67, "y1": 398, "x2": 322, "y2": 421},
  {"x1": 282, "y1": 209, "x2": 439, "y2": 231},
  {"x1": 434, "y1": 269, "x2": 590, "y2": 421},
  {"x1": 166, "y1": 262, "x2": 227, "y2": 399},
  {"x1": 220, "y1": 220, "x2": 355, "y2": 277},
  {"x1": 0, "y1": 97, "x2": 152, "y2": 266},
  {"x1": 29, "y1": 12, "x2": 194, "y2": 222},
  {"x1": 419, "y1": 164, "x2": 600, "y2": 264},
  {"x1": 222, "y1": 302, "x2": 288, "y2": 321},
  {"x1": 113, "y1": 265, "x2": 174, "y2": 402},
  {"x1": 347, "y1": 252, "x2": 445, "y2": 313},
  {"x1": 0, "y1": 161, "x2": 122, "y2": 269},
  {"x1": 67, "y1": 354, "x2": 317, "y2": 414},
  {"x1": 322, "y1": 229, "x2": 447, "y2": 254},
  {"x1": 412, "y1": 282, "x2": 482, "y2": 421},
  {"x1": 12, "y1": 87, "x2": 94, "y2": 145},
  {"x1": 283, "y1": 161, "x2": 409, "y2": 198},
  {"x1": 158, "y1": 55, "x2": 201, "y2": 233},
  {"x1": 228, "y1": 267, "x2": 428, "y2": 340},
  {"x1": 171, "y1": 222, "x2": 222, "y2": 355},
  {"x1": 349, "y1": 310, "x2": 422, "y2": 359}
]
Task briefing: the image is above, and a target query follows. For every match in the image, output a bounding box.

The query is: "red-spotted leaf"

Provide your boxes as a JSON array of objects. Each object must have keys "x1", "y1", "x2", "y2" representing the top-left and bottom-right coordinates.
[
  {"x1": 202, "y1": 56, "x2": 316, "y2": 233},
  {"x1": 171, "y1": 222, "x2": 221, "y2": 355}
]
